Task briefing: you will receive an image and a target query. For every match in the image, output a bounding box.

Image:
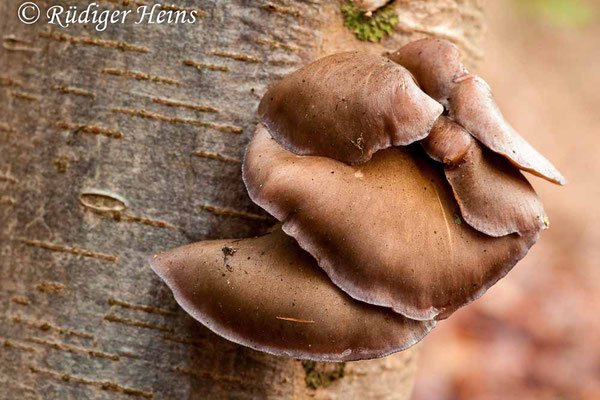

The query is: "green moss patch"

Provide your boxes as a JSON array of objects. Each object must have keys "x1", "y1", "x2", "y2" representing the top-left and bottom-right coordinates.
[
  {"x1": 342, "y1": 1, "x2": 398, "y2": 42},
  {"x1": 301, "y1": 360, "x2": 346, "y2": 390}
]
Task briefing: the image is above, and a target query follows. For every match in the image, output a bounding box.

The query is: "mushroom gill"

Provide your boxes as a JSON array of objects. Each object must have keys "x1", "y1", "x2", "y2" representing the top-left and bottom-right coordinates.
[
  {"x1": 243, "y1": 126, "x2": 539, "y2": 321},
  {"x1": 149, "y1": 229, "x2": 434, "y2": 362}
]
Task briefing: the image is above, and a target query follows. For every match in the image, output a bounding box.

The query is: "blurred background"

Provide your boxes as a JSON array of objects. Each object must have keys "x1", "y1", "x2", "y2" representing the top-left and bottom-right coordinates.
[{"x1": 413, "y1": 0, "x2": 600, "y2": 399}]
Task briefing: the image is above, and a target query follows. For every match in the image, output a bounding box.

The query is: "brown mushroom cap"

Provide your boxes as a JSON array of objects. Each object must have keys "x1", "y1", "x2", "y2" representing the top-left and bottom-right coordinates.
[
  {"x1": 421, "y1": 116, "x2": 473, "y2": 165},
  {"x1": 258, "y1": 51, "x2": 443, "y2": 165},
  {"x1": 449, "y1": 76, "x2": 566, "y2": 185},
  {"x1": 389, "y1": 38, "x2": 565, "y2": 185},
  {"x1": 387, "y1": 38, "x2": 467, "y2": 107},
  {"x1": 149, "y1": 229, "x2": 434, "y2": 362},
  {"x1": 423, "y1": 117, "x2": 547, "y2": 237},
  {"x1": 243, "y1": 126, "x2": 539, "y2": 321}
]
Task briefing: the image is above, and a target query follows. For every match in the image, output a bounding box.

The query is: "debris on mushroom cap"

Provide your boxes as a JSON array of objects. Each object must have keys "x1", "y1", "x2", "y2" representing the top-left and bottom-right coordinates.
[
  {"x1": 388, "y1": 38, "x2": 468, "y2": 107},
  {"x1": 243, "y1": 126, "x2": 539, "y2": 321},
  {"x1": 449, "y1": 76, "x2": 566, "y2": 185},
  {"x1": 389, "y1": 38, "x2": 565, "y2": 185},
  {"x1": 258, "y1": 51, "x2": 443, "y2": 165},
  {"x1": 423, "y1": 117, "x2": 547, "y2": 237},
  {"x1": 149, "y1": 229, "x2": 435, "y2": 362}
]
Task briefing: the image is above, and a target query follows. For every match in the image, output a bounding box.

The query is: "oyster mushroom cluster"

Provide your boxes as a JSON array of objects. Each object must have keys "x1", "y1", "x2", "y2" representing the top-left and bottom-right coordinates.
[{"x1": 150, "y1": 39, "x2": 564, "y2": 362}]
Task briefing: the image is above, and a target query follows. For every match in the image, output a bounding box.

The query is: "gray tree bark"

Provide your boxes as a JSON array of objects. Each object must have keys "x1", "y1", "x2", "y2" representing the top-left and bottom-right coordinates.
[{"x1": 0, "y1": 0, "x2": 483, "y2": 398}]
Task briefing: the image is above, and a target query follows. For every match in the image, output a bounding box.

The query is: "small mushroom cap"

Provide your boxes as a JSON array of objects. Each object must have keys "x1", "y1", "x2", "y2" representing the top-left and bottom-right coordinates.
[
  {"x1": 423, "y1": 117, "x2": 547, "y2": 237},
  {"x1": 243, "y1": 126, "x2": 539, "y2": 321},
  {"x1": 449, "y1": 76, "x2": 566, "y2": 185},
  {"x1": 390, "y1": 39, "x2": 565, "y2": 185},
  {"x1": 388, "y1": 38, "x2": 467, "y2": 106},
  {"x1": 445, "y1": 137, "x2": 548, "y2": 237},
  {"x1": 149, "y1": 229, "x2": 434, "y2": 362},
  {"x1": 258, "y1": 51, "x2": 443, "y2": 165},
  {"x1": 421, "y1": 116, "x2": 473, "y2": 165}
]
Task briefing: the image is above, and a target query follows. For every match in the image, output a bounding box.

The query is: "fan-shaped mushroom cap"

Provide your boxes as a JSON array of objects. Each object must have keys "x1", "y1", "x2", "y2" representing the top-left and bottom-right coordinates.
[
  {"x1": 389, "y1": 38, "x2": 565, "y2": 185},
  {"x1": 449, "y1": 76, "x2": 566, "y2": 185},
  {"x1": 149, "y1": 229, "x2": 434, "y2": 362},
  {"x1": 258, "y1": 52, "x2": 443, "y2": 165},
  {"x1": 243, "y1": 126, "x2": 539, "y2": 321},
  {"x1": 423, "y1": 117, "x2": 547, "y2": 237},
  {"x1": 387, "y1": 38, "x2": 467, "y2": 107}
]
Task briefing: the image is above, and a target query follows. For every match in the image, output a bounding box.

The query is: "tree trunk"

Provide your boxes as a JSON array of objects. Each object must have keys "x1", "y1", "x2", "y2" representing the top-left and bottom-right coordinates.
[{"x1": 0, "y1": 1, "x2": 483, "y2": 398}]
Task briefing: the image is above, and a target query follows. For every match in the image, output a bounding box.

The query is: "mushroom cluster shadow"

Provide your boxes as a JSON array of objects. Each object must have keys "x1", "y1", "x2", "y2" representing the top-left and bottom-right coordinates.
[{"x1": 150, "y1": 38, "x2": 565, "y2": 362}]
